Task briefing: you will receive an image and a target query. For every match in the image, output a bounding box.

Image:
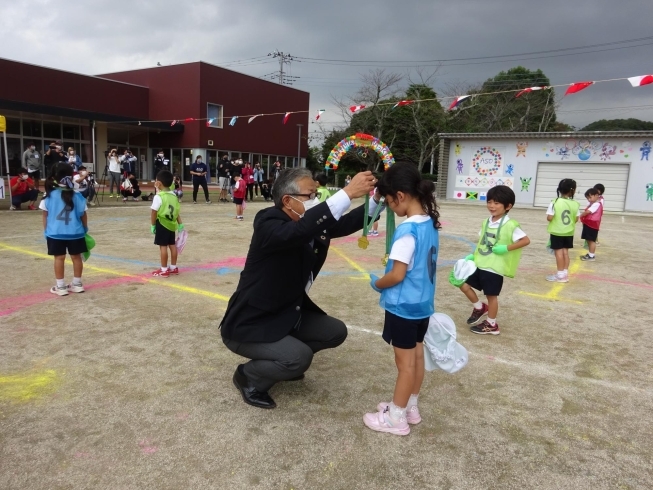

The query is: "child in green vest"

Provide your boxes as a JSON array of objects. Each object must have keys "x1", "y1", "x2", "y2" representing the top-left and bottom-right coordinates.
[
  {"x1": 315, "y1": 173, "x2": 331, "y2": 203},
  {"x1": 546, "y1": 178, "x2": 580, "y2": 283},
  {"x1": 151, "y1": 170, "x2": 184, "y2": 278},
  {"x1": 459, "y1": 185, "x2": 530, "y2": 335}
]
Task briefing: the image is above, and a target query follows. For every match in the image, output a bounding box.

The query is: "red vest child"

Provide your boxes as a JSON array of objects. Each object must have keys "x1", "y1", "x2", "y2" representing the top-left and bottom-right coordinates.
[
  {"x1": 233, "y1": 178, "x2": 246, "y2": 199},
  {"x1": 580, "y1": 201, "x2": 603, "y2": 230}
]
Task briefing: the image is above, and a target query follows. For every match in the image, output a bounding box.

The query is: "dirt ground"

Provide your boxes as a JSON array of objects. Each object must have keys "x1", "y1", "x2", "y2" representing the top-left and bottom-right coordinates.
[{"x1": 1, "y1": 192, "x2": 652, "y2": 490}]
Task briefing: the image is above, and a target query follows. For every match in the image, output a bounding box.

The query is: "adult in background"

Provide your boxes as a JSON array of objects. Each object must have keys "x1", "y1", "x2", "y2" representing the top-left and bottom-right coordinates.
[
  {"x1": 10, "y1": 168, "x2": 39, "y2": 210},
  {"x1": 272, "y1": 160, "x2": 282, "y2": 181},
  {"x1": 67, "y1": 147, "x2": 82, "y2": 171},
  {"x1": 218, "y1": 155, "x2": 230, "y2": 202},
  {"x1": 107, "y1": 148, "x2": 122, "y2": 198},
  {"x1": 120, "y1": 172, "x2": 142, "y2": 202},
  {"x1": 73, "y1": 165, "x2": 97, "y2": 206},
  {"x1": 241, "y1": 162, "x2": 255, "y2": 202},
  {"x1": 190, "y1": 155, "x2": 211, "y2": 204},
  {"x1": 120, "y1": 149, "x2": 138, "y2": 177},
  {"x1": 221, "y1": 168, "x2": 380, "y2": 409},
  {"x1": 154, "y1": 150, "x2": 169, "y2": 177},
  {"x1": 44, "y1": 142, "x2": 67, "y2": 177},
  {"x1": 253, "y1": 162, "x2": 264, "y2": 199},
  {"x1": 22, "y1": 142, "x2": 41, "y2": 190}
]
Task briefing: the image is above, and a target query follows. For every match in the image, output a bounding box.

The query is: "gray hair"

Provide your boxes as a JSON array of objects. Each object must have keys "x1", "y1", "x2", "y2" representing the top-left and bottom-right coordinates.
[{"x1": 272, "y1": 168, "x2": 314, "y2": 207}]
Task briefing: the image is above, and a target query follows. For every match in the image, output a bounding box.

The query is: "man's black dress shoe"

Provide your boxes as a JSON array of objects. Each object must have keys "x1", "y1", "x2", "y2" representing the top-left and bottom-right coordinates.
[{"x1": 232, "y1": 366, "x2": 276, "y2": 409}]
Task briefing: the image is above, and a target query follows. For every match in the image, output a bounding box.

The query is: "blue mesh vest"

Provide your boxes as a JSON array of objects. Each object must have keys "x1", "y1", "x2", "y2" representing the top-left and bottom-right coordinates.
[
  {"x1": 379, "y1": 219, "x2": 439, "y2": 319},
  {"x1": 44, "y1": 189, "x2": 87, "y2": 239}
]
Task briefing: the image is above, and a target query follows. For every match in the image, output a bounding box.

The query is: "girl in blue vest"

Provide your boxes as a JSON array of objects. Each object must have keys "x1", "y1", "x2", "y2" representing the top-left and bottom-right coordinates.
[
  {"x1": 40, "y1": 162, "x2": 89, "y2": 296},
  {"x1": 365, "y1": 162, "x2": 440, "y2": 436}
]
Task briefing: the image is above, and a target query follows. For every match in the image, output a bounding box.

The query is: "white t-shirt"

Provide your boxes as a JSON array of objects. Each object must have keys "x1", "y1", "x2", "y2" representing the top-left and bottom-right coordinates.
[
  {"x1": 546, "y1": 200, "x2": 581, "y2": 217},
  {"x1": 585, "y1": 202, "x2": 601, "y2": 214},
  {"x1": 388, "y1": 215, "x2": 431, "y2": 271},
  {"x1": 478, "y1": 215, "x2": 527, "y2": 243},
  {"x1": 73, "y1": 173, "x2": 88, "y2": 191},
  {"x1": 150, "y1": 194, "x2": 163, "y2": 211},
  {"x1": 108, "y1": 156, "x2": 121, "y2": 173},
  {"x1": 39, "y1": 197, "x2": 88, "y2": 212}
]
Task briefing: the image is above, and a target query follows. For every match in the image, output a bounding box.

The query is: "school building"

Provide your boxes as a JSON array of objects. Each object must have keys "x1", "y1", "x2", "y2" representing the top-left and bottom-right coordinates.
[
  {"x1": 0, "y1": 57, "x2": 310, "y2": 182},
  {"x1": 437, "y1": 132, "x2": 653, "y2": 213}
]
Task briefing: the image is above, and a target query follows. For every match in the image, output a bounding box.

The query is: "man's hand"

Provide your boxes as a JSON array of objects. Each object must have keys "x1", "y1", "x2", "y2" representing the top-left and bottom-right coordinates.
[{"x1": 343, "y1": 171, "x2": 376, "y2": 200}]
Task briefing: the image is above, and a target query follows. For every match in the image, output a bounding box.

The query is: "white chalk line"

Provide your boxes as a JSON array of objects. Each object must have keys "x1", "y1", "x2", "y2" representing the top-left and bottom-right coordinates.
[{"x1": 346, "y1": 325, "x2": 653, "y2": 397}]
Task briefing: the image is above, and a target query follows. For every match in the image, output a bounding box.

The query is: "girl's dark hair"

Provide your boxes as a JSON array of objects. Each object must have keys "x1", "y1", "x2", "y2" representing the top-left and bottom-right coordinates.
[
  {"x1": 377, "y1": 162, "x2": 440, "y2": 229},
  {"x1": 45, "y1": 162, "x2": 75, "y2": 211},
  {"x1": 556, "y1": 178, "x2": 577, "y2": 197},
  {"x1": 594, "y1": 183, "x2": 605, "y2": 195},
  {"x1": 584, "y1": 187, "x2": 600, "y2": 198}
]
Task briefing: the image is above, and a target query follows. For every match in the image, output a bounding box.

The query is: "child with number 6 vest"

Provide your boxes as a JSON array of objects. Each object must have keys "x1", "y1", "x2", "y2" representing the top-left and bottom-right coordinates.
[
  {"x1": 546, "y1": 178, "x2": 580, "y2": 283},
  {"x1": 151, "y1": 170, "x2": 184, "y2": 278},
  {"x1": 459, "y1": 185, "x2": 530, "y2": 335},
  {"x1": 579, "y1": 188, "x2": 602, "y2": 261},
  {"x1": 41, "y1": 162, "x2": 89, "y2": 296}
]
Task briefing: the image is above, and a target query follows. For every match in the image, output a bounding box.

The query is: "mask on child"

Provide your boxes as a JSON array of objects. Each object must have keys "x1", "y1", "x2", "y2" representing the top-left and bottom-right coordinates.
[{"x1": 20, "y1": 174, "x2": 28, "y2": 180}]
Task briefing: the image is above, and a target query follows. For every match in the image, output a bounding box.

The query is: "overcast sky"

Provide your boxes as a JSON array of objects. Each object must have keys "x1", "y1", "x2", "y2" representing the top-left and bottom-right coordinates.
[{"x1": 3, "y1": 0, "x2": 653, "y2": 143}]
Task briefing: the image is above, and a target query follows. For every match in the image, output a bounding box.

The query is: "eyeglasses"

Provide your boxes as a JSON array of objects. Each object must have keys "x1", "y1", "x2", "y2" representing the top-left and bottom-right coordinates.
[{"x1": 289, "y1": 192, "x2": 316, "y2": 200}]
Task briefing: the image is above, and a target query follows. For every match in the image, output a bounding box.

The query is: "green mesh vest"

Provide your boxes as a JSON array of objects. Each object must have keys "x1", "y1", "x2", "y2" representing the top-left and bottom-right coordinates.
[
  {"x1": 473, "y1": 216, "x2": 523, "y2": 278},
  {"x1": 547, "y1": 198, "x2": 579, "y2": 237},
  {"x1": 157, "y1": 191, "x2": 180, "y2": 232}
]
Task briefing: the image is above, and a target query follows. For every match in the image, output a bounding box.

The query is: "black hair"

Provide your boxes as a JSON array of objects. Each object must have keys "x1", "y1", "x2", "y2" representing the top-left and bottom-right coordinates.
[
  {"x1": 45, "y1": 162, "x2": 75, "y2": 211},
  {"x1": 556, "y1": 178, "x2": 577, "y2": 198},
  {"x1": 594, "y1": 183, "x2": 605, "y2": 195},
  {"x1": 486, "y1": 185, "x2": 515, "y2": 212},
  {"x1": 195, "y1": 155, "x2": 202, "y2": 160},
  {"x1": 314, "y1": 173, "x2": 328, "y2": 187},
  {"x1": 377, "y1": 162, "x2": 440, "y2": 228},
  {"x1": 18, "y1": 167, "x2": 28, "y2": 175},
  {"x1": 156, "y1": 169, "x2": 174, "y2": 187},
  {"x1": 584, "y1": 187, "x2": 600, "y2": 198}
]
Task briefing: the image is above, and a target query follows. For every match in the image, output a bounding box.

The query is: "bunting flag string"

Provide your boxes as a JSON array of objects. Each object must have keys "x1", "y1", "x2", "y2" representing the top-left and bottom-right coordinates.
[
  {"x1": 101, "y1": 73, "x2": 653, "y2": 126},
  {"x1": 206, "y1": 118, "x2": 215, "y2": 127}
]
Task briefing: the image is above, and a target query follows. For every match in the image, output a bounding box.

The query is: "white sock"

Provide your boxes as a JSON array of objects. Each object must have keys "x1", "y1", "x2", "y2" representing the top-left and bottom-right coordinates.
[
  {"x1": 388, "y1": 402, "x2": 406, "y2": 421},
  {"x1": 473, "y1": 301, "x2": 483, "y2": 310},
  {"x1": 408, "y1": 394, "x2": 419, "y2": 408},
  {"x1": 56, "y1": 279, "x2": 64, "y2": 288},
  {"x1": 487, "y1": 318, "x2": 497, "y2": 326},
  {"x1": 72, "y1": 277, "x2": 82, "y2": 285},
  {"x1": 161, "y1": 266, "x2": 168, "y2": 272},
  {"x1": 556, "y1": 271, "x2": 565, "y2": 278},
  {"x1": 563, "y1": 269, "x2": 568, "y2": 275},
  {"x1": 170, "y1": 265, "x2": 177, "y2": 270},
  {"x1": 589, "y1": 253, "x2": 595, "y2": 258}
]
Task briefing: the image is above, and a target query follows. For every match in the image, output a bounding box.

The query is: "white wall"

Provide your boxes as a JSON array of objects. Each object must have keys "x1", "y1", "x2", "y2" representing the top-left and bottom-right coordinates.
[{"x1": 446, "y1": 137, "x2": 653, "y2": 212}]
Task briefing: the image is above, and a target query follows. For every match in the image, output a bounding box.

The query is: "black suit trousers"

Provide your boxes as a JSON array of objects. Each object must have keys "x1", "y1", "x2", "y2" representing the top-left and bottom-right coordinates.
[{"x1": 223, "y1": 310, "x2": 347, "y2": 392}]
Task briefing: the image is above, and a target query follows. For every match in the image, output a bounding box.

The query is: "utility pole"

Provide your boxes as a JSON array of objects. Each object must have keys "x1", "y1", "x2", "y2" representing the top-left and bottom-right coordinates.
[{"x1": 266, "y1": 50, "x2": 299, "y2": 85}]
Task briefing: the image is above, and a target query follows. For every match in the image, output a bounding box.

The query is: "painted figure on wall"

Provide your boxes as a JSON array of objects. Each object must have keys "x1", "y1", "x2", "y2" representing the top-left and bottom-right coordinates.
[
  {"x1": 506, "y1": 163, "x2": 514, "y2": 176},
  {"x1": 647, "y1": 183, "x2": 653, "y2": 201},
  {"x1": 456, "y1": 159, "x2": 464, "y2": 174},
  {"x1": 556, "y1": 146, "x2": 571, "y2": 160},
  {"x1": 600, "y1": 143, "x2": 617, "y2": 161},
  {"x1": 520, "y1": 177, "x2": 531, "y2": 192},
  {"x1": 455, "y1": 143, "x2": 462, "y2": 156},
  {"x1": 641, "y1": 141, "x2": 651, "y2": 161},
  {"x1": 516, "y1": 141, "x2": 528, "y2": 157}
]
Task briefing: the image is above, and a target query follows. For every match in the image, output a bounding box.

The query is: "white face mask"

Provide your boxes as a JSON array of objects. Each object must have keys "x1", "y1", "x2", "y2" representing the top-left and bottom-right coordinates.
[
  {"x1": 20, "y1": 174, "x2": 28, "y2": 180},
  {"x1": 289, "y1": 196, "x2": 319, "y2": 218},
  {"x1": 30, "y1": 146, "x2": 35, "y2": 150}
]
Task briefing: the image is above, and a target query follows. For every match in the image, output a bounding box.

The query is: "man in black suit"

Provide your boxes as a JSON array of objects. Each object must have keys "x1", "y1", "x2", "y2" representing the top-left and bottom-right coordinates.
[{"x1": 221, "y1": 168, "x2": 380, "y2": 409}]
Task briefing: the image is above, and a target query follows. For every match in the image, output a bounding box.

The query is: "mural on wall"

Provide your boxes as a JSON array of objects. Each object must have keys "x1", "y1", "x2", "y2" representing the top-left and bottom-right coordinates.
[
  {"x1": 647, "y1": 183, "x2": 653, "y2": 201},
  {"x1": 471, "y1": 146, "x2": 503, "y2": 176},
  {"x1": 456, "y1": 159, "x2": 464, "y2": 174},
  {"x1": 454, "y1": 142, "x2": 462, "y2": 156},
  {"x1": 506, "y1": 163, "x2": 514, "y2": 176},
  {"x1": 520, "y1": 177, "x2": 532, "y2": 192},
  {"x1": 456, "y1": 176, "x2": 514, "y2": 189},
  {"x1": 542, "y1": 139, "x2": 627, "y2": 161},
  {"x1": 600, "y1": 143, "x2": 617, "y2": 161},
  {"x1": 452, "y1": 190, "x2": 487, "y2": 200},
  {"x1": 641, "y1": 141, "x2": 651, "y2": 161},
  {"x1": 516, "y1": 141, "x2": 528, "y2": 157}
]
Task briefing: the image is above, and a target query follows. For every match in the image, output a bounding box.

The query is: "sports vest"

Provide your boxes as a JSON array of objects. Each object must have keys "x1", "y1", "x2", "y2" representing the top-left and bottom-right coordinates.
[
  {"x1": 316, "y1": 186, "x2": 331, "y2": 203},
  {"x1": 233, "y1": 180, "x2": 246, "y2": 199},
  {"x1": 473, "y1": 216, "x2": 522, "y2": 278},
  {"x1": 157, "y1": 191, "x2": 180, "y2": 232},
  {"x1": 44, "y1": 189, "x2": 87, "y2": 239},
  {"x1": 547, "y1": 198, "x2": 580, "y2": 236},
  {"x1": 380, "y1": 219, "x2": 439, "y2": 319},
  {"x1": 580, "y1": 201, "x2": 603, "y2": 230}
]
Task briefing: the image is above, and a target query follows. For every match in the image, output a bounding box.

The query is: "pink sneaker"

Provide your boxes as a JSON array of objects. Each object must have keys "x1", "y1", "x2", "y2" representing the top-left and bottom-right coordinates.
[
  {"x1": 169, "y1": 267, "x2": 179, "y2": 275},
  {"x1": 377, "y1": 402, "x2": 421, "y2": 424},
  {"x1": 363, "y1": 408, "x2": 410, "y2": 436}
]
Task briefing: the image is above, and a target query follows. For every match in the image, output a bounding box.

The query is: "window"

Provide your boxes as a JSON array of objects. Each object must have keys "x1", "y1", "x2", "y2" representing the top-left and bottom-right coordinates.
[
  {"x1": 5, "y1": 118, "x2": 20, "y2": 135},
  {"x1": 63, "y1": 124, "x2": 80, "y2": 140},
  {"x1": 43, "y1": 122, "x2": 61, "y2": 140},
  {"x1": 23, "y1": 120, "x2": 42, "y2": 138},
  {"x1": 207, "y1": 103, "x2": 223, "y2": 128}
]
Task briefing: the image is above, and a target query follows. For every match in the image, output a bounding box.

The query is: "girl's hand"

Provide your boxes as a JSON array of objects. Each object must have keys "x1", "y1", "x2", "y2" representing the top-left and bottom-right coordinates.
[{"x1": 369, "y1": 274, "x2": 382, "y2": 293}]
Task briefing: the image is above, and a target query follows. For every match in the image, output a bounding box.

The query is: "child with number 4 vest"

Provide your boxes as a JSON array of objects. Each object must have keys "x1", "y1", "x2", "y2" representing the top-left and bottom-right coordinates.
[
  {"x1": 580, "y1": 188, "x2": 603, "y2": 261},
  {"x1": 546, "y1": 179, "x2": 580, "y2": 283},
  {"x1": 41, "y1": 162, "x2": 89, "y2": 296},
  {"x1": 151, "y1": 170, "x2": 184, "y2": 278},
  {"x1": 459, "y1": 185, "x2": 530, "y2": 335}
]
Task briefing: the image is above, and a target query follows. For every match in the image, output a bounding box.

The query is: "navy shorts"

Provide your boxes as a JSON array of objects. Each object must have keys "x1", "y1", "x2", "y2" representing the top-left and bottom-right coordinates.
[
  {"x1": 233, "y1": 197, "x2": 244, "y2": 205},
  {"x1": 581, "y1": 225, "x2": 598, "y2": 242},
  {"x1": 46, "y1": 237, "x2": 87, "y2": 256},
  {"x1": 382, "y1": 311, "x2": 429, "y2": 350},
  {"x1": 550, "y1": 234, "x2": 574, "y2": 250},
  {"x1": 154, "y1": 220, "x2": 176, "y2": 246},
  {"x1": 465, "y1": 268, "x2": 504, "y2": 296}
]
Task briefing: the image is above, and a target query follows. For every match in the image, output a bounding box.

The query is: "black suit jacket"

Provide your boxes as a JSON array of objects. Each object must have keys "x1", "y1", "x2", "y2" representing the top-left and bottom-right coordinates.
[{"x1": 220, "y1": 199, "x2": 374, "y2": 343}]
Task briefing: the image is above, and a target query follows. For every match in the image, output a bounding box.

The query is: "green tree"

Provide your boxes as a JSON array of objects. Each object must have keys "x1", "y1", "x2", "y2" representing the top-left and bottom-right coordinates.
[{"x1": 581, "y1": 118, "x2": 653, "y2": 131}]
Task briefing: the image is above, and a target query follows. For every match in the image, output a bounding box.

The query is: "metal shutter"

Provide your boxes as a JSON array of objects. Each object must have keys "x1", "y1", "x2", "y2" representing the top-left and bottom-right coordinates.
[{"x1": 534, "y1": 163, "x2": 629, "y2": 212}]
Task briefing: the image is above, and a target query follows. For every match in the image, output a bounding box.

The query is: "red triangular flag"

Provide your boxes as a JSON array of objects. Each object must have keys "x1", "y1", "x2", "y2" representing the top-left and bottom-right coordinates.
[
  {"x1": 183, "y1": 118, "x2": 194, "y2": 123},
  {"x1": 564, "y1": 81, "x2": 593, "y2": 96},
  {"x1": 448, "y1": 95, "x2": 470, "y2": 110},
  {"x1": 283, "y1": 112, "x2": 291, "y2": 124},
  {"x1": 628, "y1": 75, "x2": 653, "y2": 87},
  {"x1": 515, "y1": 86, "x2": 547, "y2": 98},
  {"x1": 392, "y1": 100, "x2": 415, "y2": 109},
  {"x1": 350, "y1": 105, "x2": 366, "y2": 113}
]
